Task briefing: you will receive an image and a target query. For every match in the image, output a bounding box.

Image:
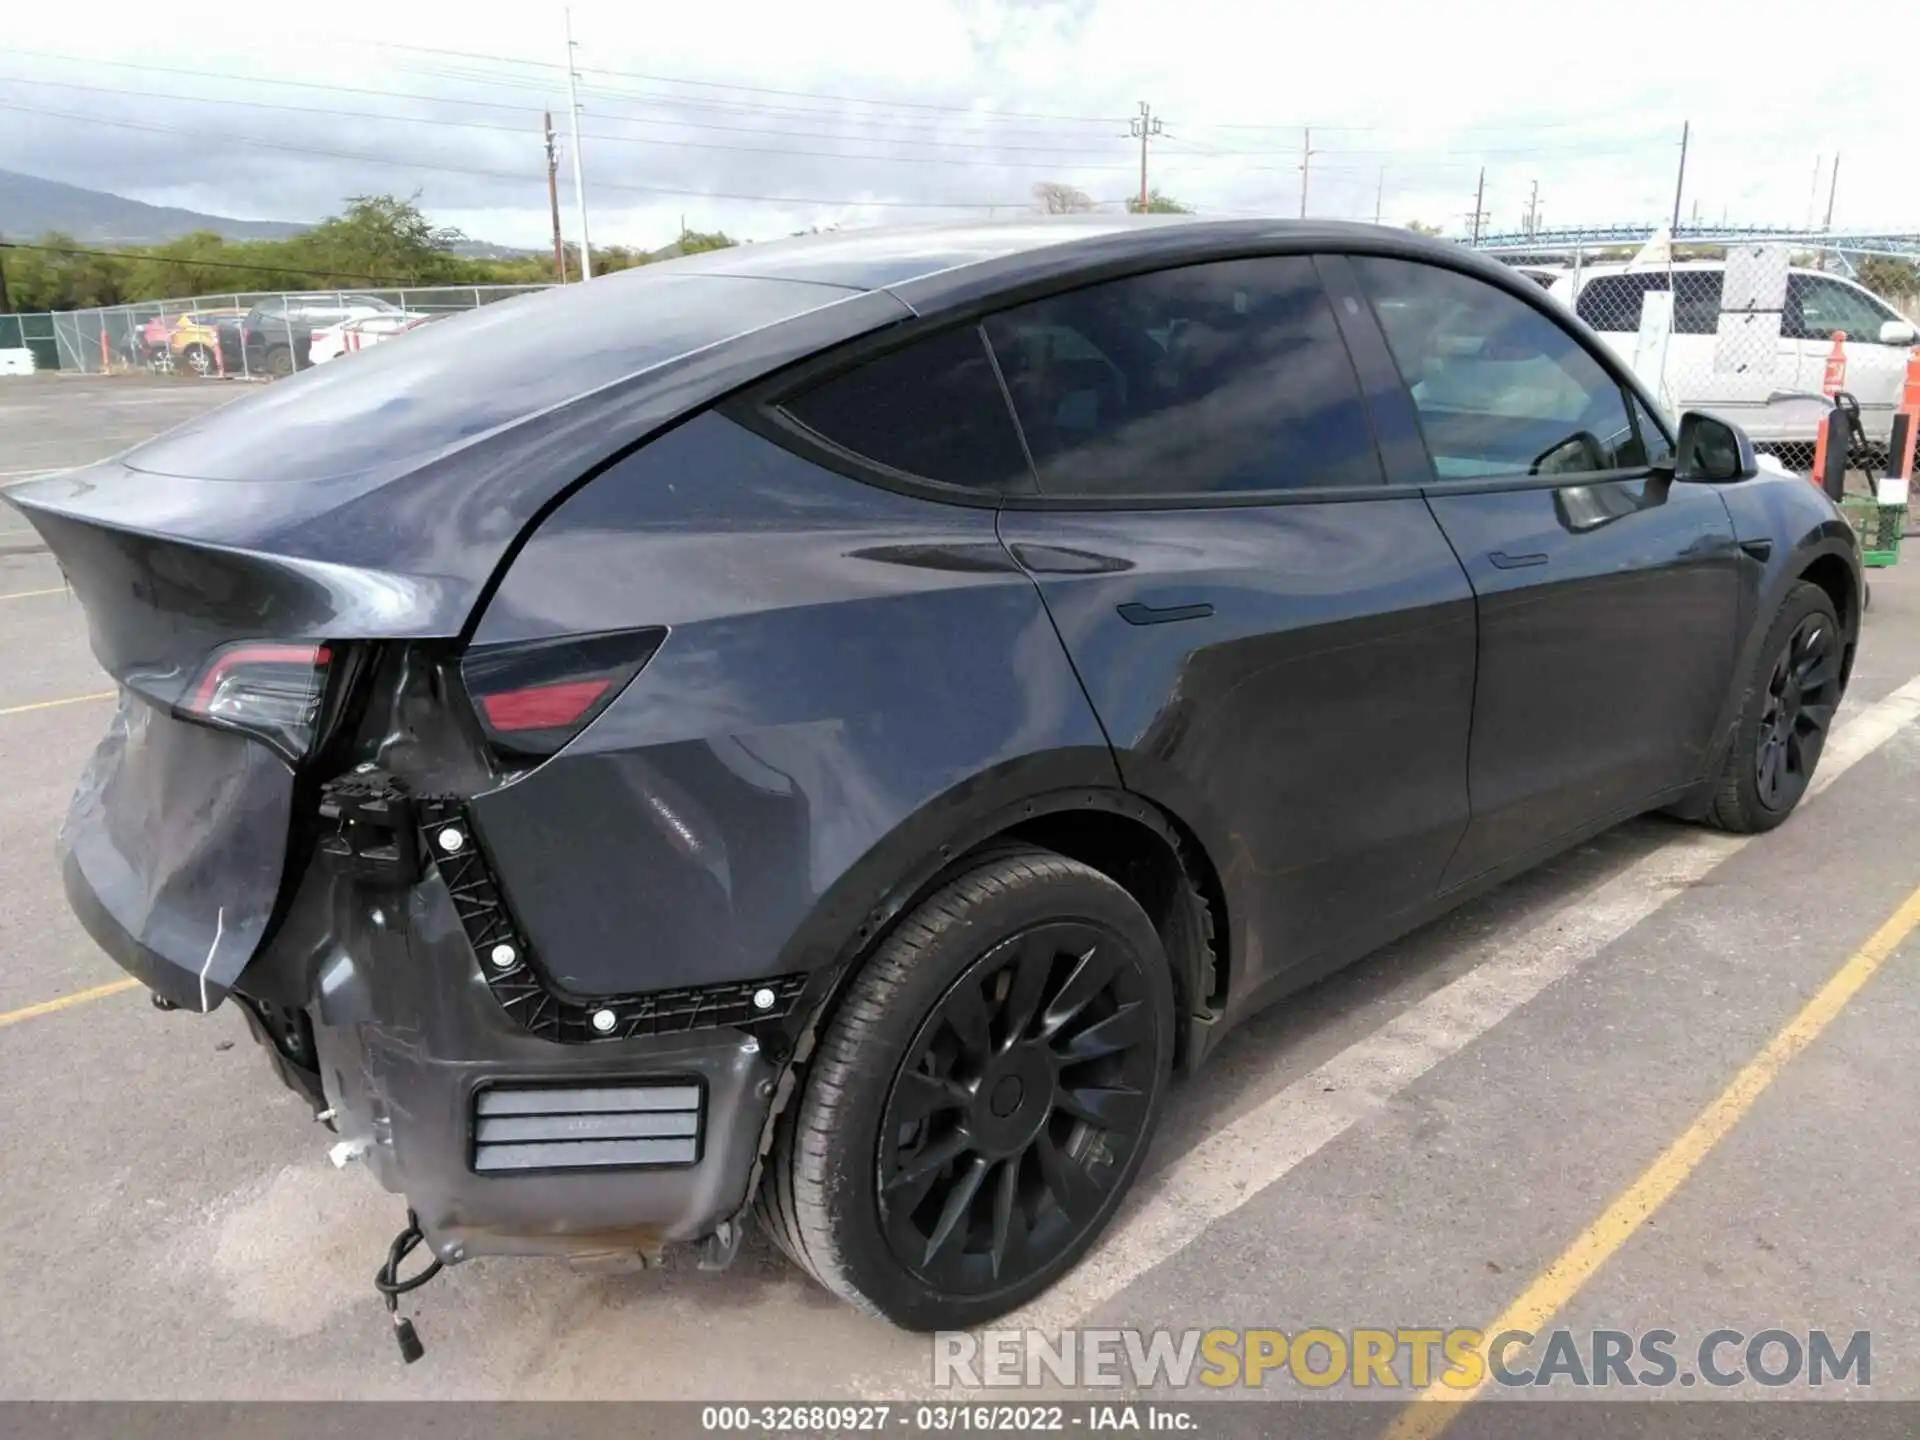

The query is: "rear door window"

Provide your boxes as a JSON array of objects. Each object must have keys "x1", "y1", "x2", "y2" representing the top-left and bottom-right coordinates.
[
  {"x1": 778, "y1": 325, "x2": 1033, "y2": 492},
  {"x1": 1355, "y1": 256, "x2": 1643, "y2": 480},
  {"x1": 1574, "y1": 274, "x2": 1658, "y2": 333},
  {"x1": 981, "y1": 255, "x2": 1383, "y2": 497},
  {"x1": 1671, "y1": 271, "x2": 1723, "y2": 334}
]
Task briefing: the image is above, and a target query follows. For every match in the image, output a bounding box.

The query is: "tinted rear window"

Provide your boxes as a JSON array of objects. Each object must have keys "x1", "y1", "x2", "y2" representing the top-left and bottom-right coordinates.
[
  {"x1": 128, "y1": 273, "x2": 854, "y2": 483},
  {"x1": 779, "y1": 325, "x2": 1032, "y2": 491}
]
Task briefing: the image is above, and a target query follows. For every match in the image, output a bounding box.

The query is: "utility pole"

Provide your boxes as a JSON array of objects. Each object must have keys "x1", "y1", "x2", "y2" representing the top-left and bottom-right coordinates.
[
  {"x1": 543, "y1": 111, "x2": 566, "y2": 283},
  {"x1": 564, "y1": 7, "x2": 593, "y2": 280},
  {"x1": 0, "y1": 245, "x2": 11, "y2": 314},
  {"x1": 1128, "y1": 101, "x2": 1163, "y2": 211},
  {"x1": 1524, "y1": 179, "x2": 1540, "y2": 237},
  {"x1": 1467, "y1": 167, "x2": 1487, "y2": 244},
  {"x1": 1805, "y1": 155, "x2": 1824, "y2": 231},
  {"x1": 1670, "y1": 119, "x2": 1689, "y2": 232},
  {"x1": 1299, "y1": 128, "x2": 1316, "y2": 218},
  {"x1": 1820, "y1": 153, "x2": 1840, "y2": 271},
  {"x1": 1373, "y1": 168, "x2": 1384, "y2": 226}
]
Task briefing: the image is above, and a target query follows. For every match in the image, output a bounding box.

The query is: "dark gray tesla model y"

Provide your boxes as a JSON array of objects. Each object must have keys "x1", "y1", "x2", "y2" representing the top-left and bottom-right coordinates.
[{"x1": 10, "y1": 217, "x2": 1862, "y2": 1335}]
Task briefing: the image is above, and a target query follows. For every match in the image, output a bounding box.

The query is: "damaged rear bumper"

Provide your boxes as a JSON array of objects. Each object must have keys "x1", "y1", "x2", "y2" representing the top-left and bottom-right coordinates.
[
  {"x1": 75, "y1": 816, "x2": 793, "y2": 1268},
  {"x1": 286, "y1": 867, "x2": 787, "y2": 1264}
]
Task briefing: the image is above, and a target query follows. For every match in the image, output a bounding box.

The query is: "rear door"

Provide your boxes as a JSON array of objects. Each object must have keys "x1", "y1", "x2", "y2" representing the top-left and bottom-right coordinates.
[
  {"x1": 1352, "y1": 255, "x2": 1741, "y2": 886},
  {"x1": 985, "y1": 255, "x2": 1478, "y2": 996}
]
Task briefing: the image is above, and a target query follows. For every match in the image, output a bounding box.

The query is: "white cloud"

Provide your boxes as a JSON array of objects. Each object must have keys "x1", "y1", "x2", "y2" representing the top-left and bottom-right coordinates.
[{"x1": 0, "y1": 0, "x2": 1911, "y2": 250}]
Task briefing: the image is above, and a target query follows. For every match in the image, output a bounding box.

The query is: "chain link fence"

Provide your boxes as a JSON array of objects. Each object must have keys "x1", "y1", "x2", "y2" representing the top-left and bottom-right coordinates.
[
  {"x1": 1531, "y1": 243, "x2": 1917, "y2": 472},
  {"x1": 5, "y1": 284, "x2": 553, "y2": 382}
]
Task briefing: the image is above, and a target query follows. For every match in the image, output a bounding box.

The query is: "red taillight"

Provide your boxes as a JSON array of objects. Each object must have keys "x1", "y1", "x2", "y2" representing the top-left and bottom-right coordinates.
[
  {"x1": 462, "y1": 629, "x2": 666, "y2": 759},
  {"x1": 479, "y1": 678, "x2": 611, "y2": 732},
  {"x1": 179, "y1": 641, "x2": 333, "y2": 761}
]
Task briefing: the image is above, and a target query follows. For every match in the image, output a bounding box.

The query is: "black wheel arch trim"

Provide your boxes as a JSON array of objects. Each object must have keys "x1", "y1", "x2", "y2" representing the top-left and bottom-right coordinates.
[
  {"x1": 730, "y1": 754, "x2": 1227, "y2": 1237},
  {"x1": 1683, "y1": 527, "x2": 1862, "y2": 817}
]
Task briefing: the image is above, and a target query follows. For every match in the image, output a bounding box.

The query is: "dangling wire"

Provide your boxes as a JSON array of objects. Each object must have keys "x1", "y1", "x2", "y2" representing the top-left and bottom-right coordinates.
[{"x1": 374, "y1": 1208, "x2": 443, "y2": 1363}]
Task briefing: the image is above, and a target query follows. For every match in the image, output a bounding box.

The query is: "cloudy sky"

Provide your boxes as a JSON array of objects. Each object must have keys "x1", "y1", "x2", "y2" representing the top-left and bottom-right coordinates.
[{"x1": 1, "y1": 0, "x2": 1911, "y2": 252}]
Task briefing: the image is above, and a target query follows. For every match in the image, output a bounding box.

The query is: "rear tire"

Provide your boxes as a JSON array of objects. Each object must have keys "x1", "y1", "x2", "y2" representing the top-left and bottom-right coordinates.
[
  {"x1": 264, "y1": 346, "x2": 294, "y2": 379},
  {"x1": 1702, "y1": 581, "x2": 1843, "y2": 833},
  {"x1": 759, "y1": 847, "x2": 1174, "y2": 1330}
]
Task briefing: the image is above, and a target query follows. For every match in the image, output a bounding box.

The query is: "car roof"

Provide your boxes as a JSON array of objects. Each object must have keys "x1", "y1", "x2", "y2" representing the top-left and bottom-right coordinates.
[{"x1": 651, "y1": 214, "x2": 1479, "y2": 298}]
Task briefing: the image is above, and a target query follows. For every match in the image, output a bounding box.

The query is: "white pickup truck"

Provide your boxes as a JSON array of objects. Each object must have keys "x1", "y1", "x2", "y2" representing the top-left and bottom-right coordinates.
[{"x1": 1546, "y1": 259, "x2": 1916, "y2": 453}]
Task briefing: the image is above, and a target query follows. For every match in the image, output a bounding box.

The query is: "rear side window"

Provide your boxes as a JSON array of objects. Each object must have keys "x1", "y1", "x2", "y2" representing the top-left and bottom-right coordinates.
[
  {"x1": 1355, "y1": 256, "x2": 1642, "y2": 480},
  {"x1": 779, "y1": 325, "x2": 1031, "y2": 492},
  {"x1": 1574, "y1": 275, "x2": 1656, "y2": 333},
  {"x1": 1671, "y1": 271, "x2": 1723, "y2": 335},
  {"x1": 982, "y1": 256, "x2": 1383, "y2": 497},
  {"x1": 1576, "y1": 272, "x2": 1722, "y2": 336}
]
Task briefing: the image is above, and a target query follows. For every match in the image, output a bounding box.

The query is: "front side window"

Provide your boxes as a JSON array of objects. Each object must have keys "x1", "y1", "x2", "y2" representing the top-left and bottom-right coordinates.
[
  {"x1": 778, "y1": 324, "x2": 1032, "y2": 493},
  {"x1": 1788, "y1": 275, "x2": 1897, "y2": 342},
  {"x1": 981, "y1": 256, "x2": 1383, "y2": 498},
  {"x1": 1354, "y1": 256, "x2": 1643, "y2": 480}
]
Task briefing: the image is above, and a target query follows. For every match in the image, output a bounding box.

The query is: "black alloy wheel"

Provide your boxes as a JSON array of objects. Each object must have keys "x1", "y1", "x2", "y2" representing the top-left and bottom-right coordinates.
[
  {"x1": 760, "y1": 847, "x2": 1176, "y2": 1330},
  {"x1": 1705, "y1": 580, "x2": 1845, "y2": 833},
  {"x1": 1754, "y1": 611, "x2": 1840, "y2": 811},
  {"x1": 877, "y1": 919, "x2": 1158, "y2": 1294}
]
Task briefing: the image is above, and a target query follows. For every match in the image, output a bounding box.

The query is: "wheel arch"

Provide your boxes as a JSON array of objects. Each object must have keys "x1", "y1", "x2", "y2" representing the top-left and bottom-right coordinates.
[
  {"x1": 1675, "y1": 529, "x2": 1861, "y2": 822},
  {"x1": 1796, "y1": 547, "x2": 1860, "y2": 688},
  {"x1": 774, "y1": 767, "x2": 1231, "y2": 1072}
]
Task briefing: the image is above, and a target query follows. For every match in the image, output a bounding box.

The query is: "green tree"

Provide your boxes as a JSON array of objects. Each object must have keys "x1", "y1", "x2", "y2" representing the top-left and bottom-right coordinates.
[
  {"x1": 1, "y1": 233, "x2": 131, "y2": 308},
  {"x1": 1404, "y1": 220, "x2": 1444, "y2": 237},
  {"x1": 122, "y1": 230, "x2": 293, "y2": 302},
  {"x1": 1857, "y1": 256, "x2": 1920, "y2": 301},
  {"x1": 295, "y1": 193, "x2": 472, "y2": 285},
  {"x1": 673, "y1": 227, "x2": 737, "y2": 255},
  {"x1": 1034, "y1": 181, "x2": 1097, "y2": 214},
  {"x1": 1126, "y1": 189, "x2": 1191, "y2": 214}
]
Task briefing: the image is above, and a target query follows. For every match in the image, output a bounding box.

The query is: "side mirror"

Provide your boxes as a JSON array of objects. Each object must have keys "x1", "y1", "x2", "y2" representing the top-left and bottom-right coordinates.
[
  {"x1": 1879, "y1": 319, "x2": 1918, "y2": 347},
  {"x1": 1531, "y1": 431, "x2": 1606, "y2": 476},
  {"x1": 1671, "y1": 411, "x2": 1757, "y2": 482}
]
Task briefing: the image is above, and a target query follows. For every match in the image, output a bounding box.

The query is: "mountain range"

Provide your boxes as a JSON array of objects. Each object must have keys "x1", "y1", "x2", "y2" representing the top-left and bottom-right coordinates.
[{"x1": 0, "y1": 168, "x2": 529, "y2": 258}]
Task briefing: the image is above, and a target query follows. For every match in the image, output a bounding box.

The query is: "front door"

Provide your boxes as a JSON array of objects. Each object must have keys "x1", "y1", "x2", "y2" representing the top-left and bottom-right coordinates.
[
  {"x1": 1352, "y1": 254, "x2": 1742, "y2": 886},
  {"x1": 984, "y1": 255, "x2": 1478, "y2": 994},
  {"x1": 1786, "y1": 272, "x2": 1914, "y2": 449}
]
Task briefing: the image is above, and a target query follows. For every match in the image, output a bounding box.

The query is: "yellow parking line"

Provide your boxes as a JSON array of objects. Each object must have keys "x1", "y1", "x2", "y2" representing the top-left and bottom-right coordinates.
[
  {"x1": 1384, "y1": 877, "x2": 1920, "y2": 1440},
  {"x1": 0, "y1": 586, "x2": 70, "y2": 602},
  {"x1": 0, "y1": 977, "x2": 142, "y2": 1030},
  {"x1": 0, "y1": 691, "x2": 113, "y2": 718}
]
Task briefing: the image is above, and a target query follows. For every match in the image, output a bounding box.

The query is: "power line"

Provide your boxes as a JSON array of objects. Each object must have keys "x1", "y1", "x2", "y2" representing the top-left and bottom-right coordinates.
[
  {"x1": 301, "y1": 33, "x2": 1129, "y2": 124},
  {"x1": 0, "y1": 241, "x2": 420, "y2": 285},
  {"x1": 0, "y1": 100, "x2": 1123, "y2": 211},
  {"x1": 0, "y1": 74, "x2": 1140, "y2": 169},
  {"x1": 4, "y1": 49, "x2": 1128, "y2": 141}
]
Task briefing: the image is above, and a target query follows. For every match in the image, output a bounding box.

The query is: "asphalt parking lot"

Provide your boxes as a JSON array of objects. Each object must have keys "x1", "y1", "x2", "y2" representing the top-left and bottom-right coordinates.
[{"x1": 6, "y1": 373, "x2": 1920, "y2": 1413}]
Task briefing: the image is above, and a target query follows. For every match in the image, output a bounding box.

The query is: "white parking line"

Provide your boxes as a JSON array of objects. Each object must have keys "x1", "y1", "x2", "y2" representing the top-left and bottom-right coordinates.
[{"x1": 1001, "y1": 670, "x2": 1920, "y2": 1337}]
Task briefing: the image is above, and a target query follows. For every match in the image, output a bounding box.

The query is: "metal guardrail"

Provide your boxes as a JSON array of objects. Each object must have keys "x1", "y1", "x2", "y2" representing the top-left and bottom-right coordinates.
[{"x1": 1469, "y1": 225, "x2": 1920, "y2": 261}]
